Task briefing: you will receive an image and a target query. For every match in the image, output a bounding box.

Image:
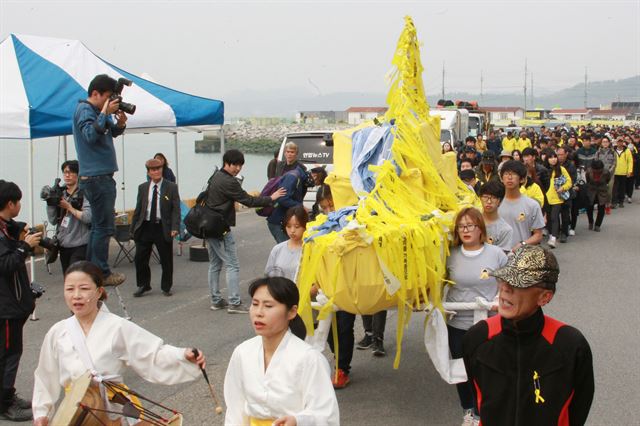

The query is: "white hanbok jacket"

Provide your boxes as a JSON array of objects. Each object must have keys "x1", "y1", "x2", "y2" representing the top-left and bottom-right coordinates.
[
  {"x1": 224, "y1": 330, "x2": 339, "y2": 425},
  {"x1": 32, "y1": 310, "x2": 200, "y2": 420}
]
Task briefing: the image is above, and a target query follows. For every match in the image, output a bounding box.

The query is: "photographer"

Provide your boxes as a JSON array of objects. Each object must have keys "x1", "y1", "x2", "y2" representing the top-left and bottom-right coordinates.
[
  {"x1": 45, "y1": 160, "x2": 92, "y2": 274},
  {"x1": 73, "y1": 74, "x2": 128, "y2": 287},
  {"x1": 0, "y1": 180, "x2": 41, "y2": 422}
]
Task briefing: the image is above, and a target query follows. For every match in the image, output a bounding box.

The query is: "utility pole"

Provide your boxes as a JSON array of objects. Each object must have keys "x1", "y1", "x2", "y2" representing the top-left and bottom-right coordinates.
[
  {"x1": 530, "y1": 72, "x2": 534, "y2": 109},
  {"x1": 523, "y1": 58, "x2": 528, "y2": 113},
  {"x1": 441, "y1": 61, "x2": 445, "y2": 100},
  {"x1": 583, "y1": 66, "x2": 588, "y2": 108},
  {"x1": 480, "y1": 69, "x2": 484, "y2": 103}
]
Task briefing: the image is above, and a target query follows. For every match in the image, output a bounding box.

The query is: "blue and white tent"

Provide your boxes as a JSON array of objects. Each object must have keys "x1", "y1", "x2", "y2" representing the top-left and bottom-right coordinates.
[{"x1": 0, "y1": 33, "x2": 224, "y2": 139}]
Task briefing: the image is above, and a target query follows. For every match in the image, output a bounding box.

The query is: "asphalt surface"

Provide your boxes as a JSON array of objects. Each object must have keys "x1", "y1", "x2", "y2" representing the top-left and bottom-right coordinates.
[{"x1": 6, "y1": 202, "x2": 640, "y2": 426}]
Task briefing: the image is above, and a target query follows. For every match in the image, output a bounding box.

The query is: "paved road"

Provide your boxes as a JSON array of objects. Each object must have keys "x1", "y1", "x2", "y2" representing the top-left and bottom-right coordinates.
[{"x1": 7, "y1": 202, "x2": 640, "y2": 425}]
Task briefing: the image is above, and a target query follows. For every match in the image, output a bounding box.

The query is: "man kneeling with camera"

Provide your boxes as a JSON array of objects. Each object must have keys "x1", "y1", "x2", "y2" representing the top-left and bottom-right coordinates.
[
  {"x1": 0, "y1": 180, "x2": 43, "y2": 422},
  {"x1": 43, "y1": 160, "x2": 92, "y2": 274}
]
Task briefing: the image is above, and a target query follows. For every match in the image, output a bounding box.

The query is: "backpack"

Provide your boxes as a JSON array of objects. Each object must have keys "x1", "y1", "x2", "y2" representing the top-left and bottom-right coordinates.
[
  {"x1": 256, "y1": 169, "x2": 301, "y2": 217},
  {"x1": 183, "y1": 171, "x2": 230, "y2": 239}
]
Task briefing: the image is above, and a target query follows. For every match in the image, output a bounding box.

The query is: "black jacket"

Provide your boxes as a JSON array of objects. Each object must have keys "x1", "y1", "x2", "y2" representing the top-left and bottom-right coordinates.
[
  {"x1": 131, "y1": 179, "x2": 181, "y2": 242},
  {"x1": 205, "y1": 169, "x2": 272, "y2": 227},
  {"x1": 463, "y1": 308, "x2": 594, "y2": 426},
  {"x1": 0, "y1": 219, "x2": 35, "y2": 319}
]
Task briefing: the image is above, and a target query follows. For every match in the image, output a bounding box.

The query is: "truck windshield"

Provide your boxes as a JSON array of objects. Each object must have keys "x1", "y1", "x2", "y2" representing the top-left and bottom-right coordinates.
[
  {"x1": 440, "y1": 129, "x2": 452, "y2": 143},
  {"x1": 284, "y1": 134, "x2": 333, "y2": 164},
  {"x1": 469, "y1": 117, "x2": 480, "y2": 136}
]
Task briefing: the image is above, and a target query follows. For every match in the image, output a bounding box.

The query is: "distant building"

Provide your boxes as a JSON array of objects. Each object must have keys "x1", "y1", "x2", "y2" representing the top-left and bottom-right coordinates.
[
  {"x1": 478, "y1": 107, "x2": 525, "y2": 123},
  {"x1": 587, "y1": 109, "x2": 636, "y2": 121},
  {"x1": 346, "y1": 107, "x2": 388, "y2": 125},
  {"x1": 525, "y1": 109, "x2": 551, "y2": 120},
  {"x1": 296, "y1": 111, "x2": 348, "y2": 124},
  {"x1": 549, "y1": 109, "x2": 590, "y2": 121}
]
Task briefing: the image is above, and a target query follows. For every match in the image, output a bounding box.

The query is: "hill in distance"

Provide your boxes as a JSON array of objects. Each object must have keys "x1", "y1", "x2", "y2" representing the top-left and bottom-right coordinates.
[{"x1": 224, "y1": 75, "x2": 640, "y2": 118}]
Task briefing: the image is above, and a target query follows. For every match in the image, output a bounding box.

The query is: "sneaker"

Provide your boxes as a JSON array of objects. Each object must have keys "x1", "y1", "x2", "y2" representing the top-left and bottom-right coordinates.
[
  {"x1": 588, "y1": 223, "x2": 594, "y2": 231},
  {"x1": 356, "y1": 333, "x2": 375, "y2": 350},
  {"x1": 8, "y1": 394, "x2": 31, "y2": 410},
  {"x1": 461, "y1": 409, "x2": 475, "y2": 426},
  {"x1": 594, "y1": 226, "x2": 601, "y2": 232},
  {"x1": 568, "y1": 229, "x2": 576, "y2": 236},
  {"x1": 619, "y1": 203, "x2": 625, "y2": 208},
  {"x1": 559, "y1": 234, "x2": 567, "y2": 243},
  {"x1": 104, "y1": 272, "x2": 126, "y2": 287},
  {"x1": 332, "y1": 369, "x2": 350, "y2": 389},
  {"x1": 627, "y1": 196, "x2": 633, "y2": 204},
  {"x1": 210, "y1": 299, "x2": 229, "y2": 310},
  {"x1": 227, "y1": 303, "x2": 250, "y2": 314},
  {"x1": 548, "y1": 235, "x2": 557, "y2": 248},
  {"x1": 0, "y1": 404, "x2": 33, "y2": 422},
  {"x1": 372, "y1": 338, "x2": 387, "y2": 357}
]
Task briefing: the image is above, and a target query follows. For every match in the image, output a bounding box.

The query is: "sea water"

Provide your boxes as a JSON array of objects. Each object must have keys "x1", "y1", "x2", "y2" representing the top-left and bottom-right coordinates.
[{"x1": 0, "y1": 132, "x2": 272, "y2": 226}]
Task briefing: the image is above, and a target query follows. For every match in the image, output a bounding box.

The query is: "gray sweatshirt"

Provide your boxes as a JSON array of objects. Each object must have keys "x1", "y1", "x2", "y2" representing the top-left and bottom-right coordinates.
[{"x1": 46, "y1": 189, "x2": 92, "y2": 248}]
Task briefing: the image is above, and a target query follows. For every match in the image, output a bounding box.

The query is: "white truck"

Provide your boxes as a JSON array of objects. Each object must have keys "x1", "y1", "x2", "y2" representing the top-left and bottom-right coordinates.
[
  {"x1": 468, "y1": 112, "x2": 485, "y2": 137},
  {"x1": 429, "y1": 109, "x2": 469, "y2": 148}
]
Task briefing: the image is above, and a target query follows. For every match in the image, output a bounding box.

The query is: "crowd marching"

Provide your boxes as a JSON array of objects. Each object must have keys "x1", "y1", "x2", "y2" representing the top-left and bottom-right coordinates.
[{"x1": 1, "y1": 73, "x2": 630, "y2": 425}]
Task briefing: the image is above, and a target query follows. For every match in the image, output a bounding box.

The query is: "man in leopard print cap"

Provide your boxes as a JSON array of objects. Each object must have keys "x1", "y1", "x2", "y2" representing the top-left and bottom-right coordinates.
[{"x1": 462, "y1": 245, "x2": 594, "y2": 426}]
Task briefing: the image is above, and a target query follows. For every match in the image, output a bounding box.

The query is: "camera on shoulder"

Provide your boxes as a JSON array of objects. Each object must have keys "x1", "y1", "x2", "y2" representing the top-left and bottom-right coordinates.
[{"x1": 40, "y1": 178, "x2": 64, "y2": 207}]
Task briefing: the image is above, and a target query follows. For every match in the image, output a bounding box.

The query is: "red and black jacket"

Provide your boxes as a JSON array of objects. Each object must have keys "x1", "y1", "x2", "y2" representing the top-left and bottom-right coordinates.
[{"x1": 462, "y1": 308, "x2": 594, "y2": 426}]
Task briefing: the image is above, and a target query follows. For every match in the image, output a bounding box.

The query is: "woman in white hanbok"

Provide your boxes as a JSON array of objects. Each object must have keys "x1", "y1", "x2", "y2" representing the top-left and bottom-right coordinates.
[
  {"x1": 32, "y1": 261, "x2": 206, "y2": 426},
  {"x1": 224, "y1": 276, "x2": 339, "y2": 426}
]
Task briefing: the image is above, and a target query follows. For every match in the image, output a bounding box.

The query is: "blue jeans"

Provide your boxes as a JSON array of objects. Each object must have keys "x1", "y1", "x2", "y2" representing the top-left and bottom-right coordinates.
[
  {"x1": 206, "y1": 232, "x2": 241, "y2": 305},
  {"x1": 79, "y1": 175, "x2": 116, "y2": 276},
  {"x1": 267, "y1": 221, "x2": 288, "y2": 244}
]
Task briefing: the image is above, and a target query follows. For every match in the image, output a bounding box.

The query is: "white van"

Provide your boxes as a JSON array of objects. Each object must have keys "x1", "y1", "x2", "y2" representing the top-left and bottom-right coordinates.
[{"x1": 277, "y1": 131, "x2": 334, "y2": 209}]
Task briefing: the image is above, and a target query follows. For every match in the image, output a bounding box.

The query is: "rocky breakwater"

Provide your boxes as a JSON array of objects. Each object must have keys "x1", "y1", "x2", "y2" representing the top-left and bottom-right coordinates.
[{"x1": 195, "y1": 122, "x2": 353, "y2": 154}]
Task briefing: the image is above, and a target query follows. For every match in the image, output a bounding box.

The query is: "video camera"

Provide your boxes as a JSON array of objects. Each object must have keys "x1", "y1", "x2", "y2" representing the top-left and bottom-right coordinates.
[
  {"x1": 40, "y1": 178, "x2": 65, "y2": 207},
  {"x1": 111, "y1": 77, "x2": 137, "y2": 115}
]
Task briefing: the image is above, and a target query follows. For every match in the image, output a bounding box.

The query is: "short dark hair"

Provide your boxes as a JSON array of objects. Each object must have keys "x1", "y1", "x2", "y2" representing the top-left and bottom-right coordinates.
[
  {"x1": 248, "y1": 276, "x2": 306, "y2": 339},
  {"x1": 87, "y1": 74, "x2": 117, "y2": 97},
  {"x1": 460, "y1": 158, "x2": 474, "y2": 168},
  {"x1": 500, "y1": 160, "x2": 527, "y2": 179},
  {"x1": 0, "y1": 180, "x2": 22, "y2": 210},
  {"x1": 479, "y1": 180, "x2": 506, "y2": 200},
  {"x1": 154, "y1": 152, "x2": 169, "y2": 169},
  {"x1": 521, "y1": 147, "x2": 537, "y2": 158},
  {"x1": 61, "y1": 160, "x2": 79, "y2": 174},
  {"x1": 284, "y1": 205, "x2": 309, "y2": 229},
  {"x1": 465, "y1": 136, "x2": 476, "y2": 144},
  {"x1": 222, "y1": 149, "x2": 245, "y2": 166}
]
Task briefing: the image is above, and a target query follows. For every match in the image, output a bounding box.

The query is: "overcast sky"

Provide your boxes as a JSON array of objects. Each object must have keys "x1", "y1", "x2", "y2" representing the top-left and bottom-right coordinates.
[{"x1": 1, "y1": 0, "x2": 638, "y2": 100}]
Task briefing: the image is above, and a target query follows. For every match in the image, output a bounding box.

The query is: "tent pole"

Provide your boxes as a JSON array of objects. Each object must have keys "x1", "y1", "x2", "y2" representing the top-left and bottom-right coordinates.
[
  {"x1": 63, "y1": 135, "x2": 68, "y2": 161},
  {"x1": 28, "y1": 139, "x2": 38, "y2": 321},
  {"x1": 173, "y1": 132, "x2": 179, "y2": 185},
  {"x1": 121, "y1": 134, "x2": 126, "y2": 213},
  {"x1": 220, "y1": 126, "x2": 225, "y2": 154}
]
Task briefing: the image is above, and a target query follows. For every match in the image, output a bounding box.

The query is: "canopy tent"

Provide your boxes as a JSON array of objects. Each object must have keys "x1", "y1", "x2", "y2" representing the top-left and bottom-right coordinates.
[{"x1": 0, "y1": 33, "x2": 225, "y2": 301}]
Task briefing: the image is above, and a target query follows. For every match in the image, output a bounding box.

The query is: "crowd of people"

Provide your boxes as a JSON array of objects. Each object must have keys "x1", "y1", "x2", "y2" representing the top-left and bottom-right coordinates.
[
  {"x1": 0, "y1": 73, "x2": 617, "y2": 425},
  {"x1": 455, "y1": 125, "x2": 639, "y2": 247}
]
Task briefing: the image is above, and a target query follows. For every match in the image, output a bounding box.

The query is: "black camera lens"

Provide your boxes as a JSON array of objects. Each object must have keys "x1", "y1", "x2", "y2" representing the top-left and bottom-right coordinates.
[{"x1": 119, "y1": 101, "x2": 136, "y2": 115}]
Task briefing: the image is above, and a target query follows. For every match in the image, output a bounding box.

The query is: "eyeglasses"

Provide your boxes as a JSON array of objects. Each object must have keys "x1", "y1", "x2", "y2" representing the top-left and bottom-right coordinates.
[
  {"x1": 457, "y1": 223, "x2": 478, "y2": 232},
  {"x1": 480, "y1": 195, "x2": 499, "y2": 203}
]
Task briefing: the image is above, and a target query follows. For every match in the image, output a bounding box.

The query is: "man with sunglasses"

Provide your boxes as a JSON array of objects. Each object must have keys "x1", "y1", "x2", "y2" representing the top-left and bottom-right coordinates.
[{"x1": 462, "y1": 245, "x2": 594, "y2": 426}]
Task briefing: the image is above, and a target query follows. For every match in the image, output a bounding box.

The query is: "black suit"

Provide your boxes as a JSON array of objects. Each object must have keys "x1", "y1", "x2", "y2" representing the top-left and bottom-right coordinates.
[{"x1": 131, "y1": 179, "x2": 180, "y2": 292}]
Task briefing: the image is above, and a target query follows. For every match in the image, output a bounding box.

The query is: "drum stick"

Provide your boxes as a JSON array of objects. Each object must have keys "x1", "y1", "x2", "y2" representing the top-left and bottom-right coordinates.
[{"x1": 192, "y1": 349, "x2": 223, "y2": 415}]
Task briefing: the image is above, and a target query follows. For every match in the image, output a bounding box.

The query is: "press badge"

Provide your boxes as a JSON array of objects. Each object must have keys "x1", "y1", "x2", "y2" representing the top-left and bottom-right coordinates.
[{"x1": 60, "y1": 215, "x2": 71, "y2": 228}]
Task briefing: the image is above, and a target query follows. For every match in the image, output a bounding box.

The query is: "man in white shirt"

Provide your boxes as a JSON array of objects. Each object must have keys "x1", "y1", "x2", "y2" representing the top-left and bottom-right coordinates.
[{"x1": 130, "y1": 159, "x2": 181, "y2": 297}]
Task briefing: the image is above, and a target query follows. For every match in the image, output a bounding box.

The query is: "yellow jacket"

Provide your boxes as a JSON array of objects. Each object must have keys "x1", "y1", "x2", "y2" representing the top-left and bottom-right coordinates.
[
  {"x1": 614, "y1": 148, "x2": 634, "y2": 176},
  {"x1": 520, "y1": 182, "x2": 544, "y2": 207},
  {"x1": 515, "y1": 138, "x2": 532, "y2": 152},
  {"x1": 476, "y1": 139, "x2": 487, "y2": 152},
  {"x1": 546, "y1": 166, "x2": 572, "y2": 205},
  {"x1": 502, "y1": 137, "x2": 517, "y2": 153}
]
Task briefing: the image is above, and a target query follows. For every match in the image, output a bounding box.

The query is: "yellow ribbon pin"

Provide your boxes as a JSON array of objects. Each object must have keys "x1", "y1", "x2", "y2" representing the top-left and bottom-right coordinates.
[{"x1": 533, "y1": 371, "x2": 545, "y2": 404}]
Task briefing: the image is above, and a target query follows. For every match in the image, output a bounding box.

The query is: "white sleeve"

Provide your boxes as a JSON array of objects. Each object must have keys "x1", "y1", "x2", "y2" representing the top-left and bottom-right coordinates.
[
  {"x1": 112, "y1": 319, "x2": 200, "y2": 385},
  {"x1": 223, "y1": 348, "x2": 249, "y2": 426},
  {"x1": 32, "y1": 328, "x2": 61, "y2": 420},
  {"x1": 294, "y1": 350, "x2": 340, "y2": 426},
  {"x1": 265, "y1": 245, "x2": 278, "y2": 276}
]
